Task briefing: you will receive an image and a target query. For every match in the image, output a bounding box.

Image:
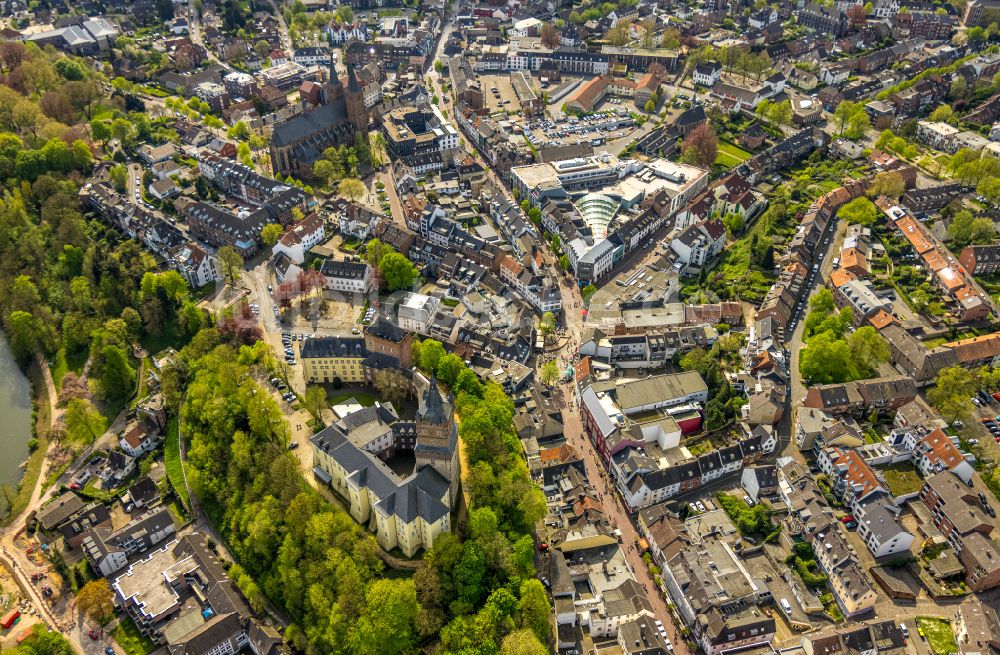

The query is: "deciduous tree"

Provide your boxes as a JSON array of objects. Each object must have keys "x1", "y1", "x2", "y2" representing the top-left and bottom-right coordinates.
[
  {"x1": 681, "y1": 123, "x2": 718, "y2": 167},
  {"x1": 217, "y1": 245, "x2": 244, "y2": 287},
  {"x1": 64, "y1": 398, "x2": 107, "y2": 445},
  {"x1": 927, "y1": 366, "x2": 979, "y2": 423},
  {"x1": 77, "y1": 579, "x2": 115, "y2": 625},
  {"x1": 261, "y1": 223, "x2": 283, "y2": 246}
]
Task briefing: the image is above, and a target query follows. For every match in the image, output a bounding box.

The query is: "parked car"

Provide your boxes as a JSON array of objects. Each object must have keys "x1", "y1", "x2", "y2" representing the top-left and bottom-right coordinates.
[{"x1": 844, "y1": 521, "x2": 858, "y2": 530}]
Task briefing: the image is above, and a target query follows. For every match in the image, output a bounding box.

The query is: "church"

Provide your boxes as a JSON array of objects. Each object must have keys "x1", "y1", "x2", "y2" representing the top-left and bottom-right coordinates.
[
  {"x1": 270, "y1": 57, "x2": 368, "y2": 179},
  {"x1": 309, "y1": 372, "x2": 460, "y2": 557}
]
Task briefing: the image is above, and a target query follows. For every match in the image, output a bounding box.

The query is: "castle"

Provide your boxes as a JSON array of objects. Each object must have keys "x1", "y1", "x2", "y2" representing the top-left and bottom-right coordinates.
[
  {"x1": 309, "y1": 372, "x2": 460, "y2": 557},
  {"x1": 270, "y1": 57, "x2": 369, "y2": 178}
]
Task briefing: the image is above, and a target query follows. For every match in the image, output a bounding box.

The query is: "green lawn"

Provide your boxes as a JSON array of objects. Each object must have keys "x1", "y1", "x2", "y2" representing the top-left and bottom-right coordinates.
[
  {"x1": 49, "y1": 346, "x2": 88, "y2": 391},
  {"x1": 916, "y1": 617, "x2": 956, "y2": 655},
  {"x1": 129, "y1": 357, "x2": 154, "y2": 409},
  {"x1": 328, "y1": 390, "x2": 379, "y2": 407},
  {"x1": 113, "y1": 617, "x2": 156, "y2": 655},
  {"x1": 164, "y1": 417, "x2": 190, "y2": 509},
  {"x1": 882, "y1": 463, "x2": 924, "y2": 496},
  {"x1": 715, "y1": 140, "x2": 752, "y2": 167},
  {"x1": 139, "y1": 322, "x2": 189, "y2": 357}
]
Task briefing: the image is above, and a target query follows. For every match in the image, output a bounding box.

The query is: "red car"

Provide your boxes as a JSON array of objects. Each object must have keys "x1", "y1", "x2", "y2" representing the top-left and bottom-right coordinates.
[
  {"x1": 88, "y1": 630, "x2": 100, "y2": 641},
  {"x1": 840, "y1": 515, "x2": 856, "y2": 523},
  {"x1": 992, "y1": 392, "x2": 1000, "y2": 402}
]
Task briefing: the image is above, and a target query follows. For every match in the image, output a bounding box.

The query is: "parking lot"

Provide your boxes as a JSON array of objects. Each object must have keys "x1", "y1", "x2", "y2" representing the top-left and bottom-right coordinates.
[
  {"x1": 480, "y1": 74, "x2": 521, "y2": 114},
  {"x1": 521, "y1": 110, "x2": 639, "y2": 151}
]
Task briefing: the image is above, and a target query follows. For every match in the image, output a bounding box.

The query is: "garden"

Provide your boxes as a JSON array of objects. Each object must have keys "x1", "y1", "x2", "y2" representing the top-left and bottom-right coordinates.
[{"x1": 915, "y1": 617, "x2": 957, "y2": 655}]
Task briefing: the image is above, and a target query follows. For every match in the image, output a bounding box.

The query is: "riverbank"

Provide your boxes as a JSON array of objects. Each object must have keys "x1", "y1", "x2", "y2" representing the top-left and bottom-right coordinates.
[{"x1": 1, "y1": 359, "x2": 51, "y2": 527}]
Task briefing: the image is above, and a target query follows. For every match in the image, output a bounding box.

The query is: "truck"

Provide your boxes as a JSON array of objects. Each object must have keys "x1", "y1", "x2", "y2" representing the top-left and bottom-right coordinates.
[{"x1": 2, "y1": 609, "x2": 21, "y2": 629}]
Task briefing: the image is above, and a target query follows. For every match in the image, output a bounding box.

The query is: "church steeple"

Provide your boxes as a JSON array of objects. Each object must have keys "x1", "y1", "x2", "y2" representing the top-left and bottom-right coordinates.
[
  {"x1": 347, "y1": 62, "x2": 361, "y2": 93},
  {"x1": 344, "y1": 62, "x2": 369, "y2": 137}
]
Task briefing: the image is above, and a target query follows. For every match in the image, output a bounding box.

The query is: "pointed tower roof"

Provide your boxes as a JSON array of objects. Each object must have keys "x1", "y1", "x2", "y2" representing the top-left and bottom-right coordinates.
[
  {"x1": 420, "y1": 375, "x2": 448, "y2": 425},
  {"x1": 347, "y1": 63, "x2": 362, "y2": 93}
]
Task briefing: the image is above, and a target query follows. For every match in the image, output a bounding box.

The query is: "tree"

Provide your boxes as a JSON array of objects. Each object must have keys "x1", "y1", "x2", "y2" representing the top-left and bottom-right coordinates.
[
  {"x1": 539, "y1": 312, "x2": 556, "y2": 338},
  {"x1": 866, "y1": 171, "x2": 905, "y2": 199},
  {"x1": 109, "y1": 163, "x2": 128, "y2": 191},
  {"x1": 436, "y1": 354, "x2": 465, "y2": 387},
  {"x1": 581, "y1": 284, "x2": 597, "y2": 304},
  {"x1": 261, "y1": 223, "x2": 283, "y2": 246},
  {"x1": 660, "y1": 27, "x2": 681, "y2": 50},
  {"x1": 768, "y1": 100, "x2": 792, "y2": 126},
  {"x1": 640, "y1": 18, "x2": 657, "y2": 48},
  {"x1": 847, "y1": 326, "x2": 888, "y2": 372},
  {"x1": 540, "y1": 23, "x2": 561, "y2": 48},
  {"x1": 6, "y1": 310, "x2": 38, "y2": 361},
  {"x1": 722, "y1": 212, "x2": 744, "y2": 236},
  {"x1": 338, "y1": 177, "x2": 366, "y2": 203},
  {"x1": 217, "y1": 245, "x2": 244, "y2": 287},
  {"x1": 833, "y1": 100, "x2": 865, "y2": 136},
  {"x1": 365, "y1": 239, "x2": 395, "y2": 269},
  {"x1": 101, "y1": 344, "x2": 135, "y2": 398},
  {"x1": 312, "y1": 159, "x2": 335, "y2": 185},
  {"x1": 302, "y1": 385, "x2": 328, "y2": 425},
  {"x1": 501, "y1": 629, "x2": 548, "y2": 655},
  {"x1": 929, "y1": 104, "x2": 955, "y2": 124},
  {"x1": 799, "y1": 331, "x2": 854, "y2": 384},
  {"x1": 334, "y1": 5, "x2": 354, "y2": 22},
  {"x1": 237, "y1": 141, "x2": 253, "y2": 168},
  {"x1": 927, "y1": 366, "x2": 979, "y2": 423},
  {"x1": 90, "y1": 118, "x2": 111, "y2": 148},
  {"x1": 380, "y1": 252, "x2": 418, "y2": 291},
  {"x1": 64, "y1": 398, "x2": 107, "y2": 445},
  {"x1": 845, "y1": 110, "x2": 871, "y2": 140},
  {"x1": 77, "y1": 579, "x2": 115, "y2": 625},
  {"x1": 539, "y1": 360, "x2": 560, "y2": 386},
  {"x1": 416, "y1": 339, "x2": 446, "y2": 374},
  {"x1": 63, "y1": 80, "x2": 103, "y2": 121},
  {"x1": 847, "y1": 3, "x2": 867, "y2": 28},
  {"x1": 681, "y1": 123, "x2": 718, "y2": 167},
  {"x1": 227, "y1": 122, "x2": 250, "y2": 144},
  {"x1": 948, "y1": 210, "x2": 996, "y2": 246},
  {"x1": 838, "y1": 197, "x2": 879, "y2": 225},
  {"x1": 518, "y1": 579, "x2": 550, "y2": 644},
  {"x1": 607, "y1": 19, "x2": 630, "y2": 47}
]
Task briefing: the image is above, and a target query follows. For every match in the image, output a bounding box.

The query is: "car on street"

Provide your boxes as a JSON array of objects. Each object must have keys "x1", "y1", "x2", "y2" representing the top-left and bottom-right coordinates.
[{"x1": 843, "y1": 521, "x2": 858, "y2": 530}]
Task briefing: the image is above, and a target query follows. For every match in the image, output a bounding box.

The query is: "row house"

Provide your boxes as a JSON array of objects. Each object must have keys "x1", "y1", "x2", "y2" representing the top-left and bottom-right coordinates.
[{"x1": 803, "y1": 375, "x2": 917, "y2": 415}]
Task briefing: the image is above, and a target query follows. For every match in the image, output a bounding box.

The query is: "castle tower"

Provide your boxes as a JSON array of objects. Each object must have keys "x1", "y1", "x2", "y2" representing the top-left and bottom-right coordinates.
[
  {"x1": 414, "y1": 375, "x2": 460, "y2": 504},
  {"x1": 345, "y1": 63, "x2": 369, "y2": 137}
]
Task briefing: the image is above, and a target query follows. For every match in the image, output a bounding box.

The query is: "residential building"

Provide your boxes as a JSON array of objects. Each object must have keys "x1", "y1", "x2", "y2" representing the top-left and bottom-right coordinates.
[
  {"x1": 911, "y1": 427, "x2": 974, "y2": 484},
  {"x1": 272, "y1": 212, "x2": 326, "y2": 264},
  {"x1": 397, "y1": 293, "x2": 440, "y2": 334},
  {"x1": 811, "y1": 528, "x2": 878, "y2": 617},
  {"x1": 318, "y1": 259, "x2": 372, "y2": 295},
  {"x1": 169, "y1": 243, "x2": 220, "y2": 289},
  {"x1": 854, "y1": 497, "x2": 914, "y2": 559},
  {"x1": 82, "y1": 508, "x2": 175, "y2": 577},
  {"x1": 959, "y1": 244, "x2": 1000, "y2": 275},
  {"x1": 692, "y1": 61, "x2": 723, "y2": 87},
  {"x1": 921, "y1": 471, "x2": 993, "y2": 552},
  {"x1": 670, "y1": 220, "x2": 726, "y2": 269}
]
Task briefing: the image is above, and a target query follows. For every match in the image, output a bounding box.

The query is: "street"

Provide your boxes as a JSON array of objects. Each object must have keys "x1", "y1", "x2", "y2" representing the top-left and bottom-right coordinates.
[{"x1": 548, "y1": 273, "x2": 691, "y2": 655}]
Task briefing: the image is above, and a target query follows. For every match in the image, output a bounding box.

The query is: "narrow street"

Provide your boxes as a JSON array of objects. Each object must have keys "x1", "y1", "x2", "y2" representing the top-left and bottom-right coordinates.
[{"x1": 551, "y1": 278, "x2": 690, "y2": 655}]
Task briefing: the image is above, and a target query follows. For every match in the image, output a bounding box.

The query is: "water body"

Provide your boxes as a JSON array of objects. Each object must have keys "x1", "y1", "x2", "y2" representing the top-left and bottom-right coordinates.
[{"x1": 0, "y1": 332, "x2": 32, "y2": 488}]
